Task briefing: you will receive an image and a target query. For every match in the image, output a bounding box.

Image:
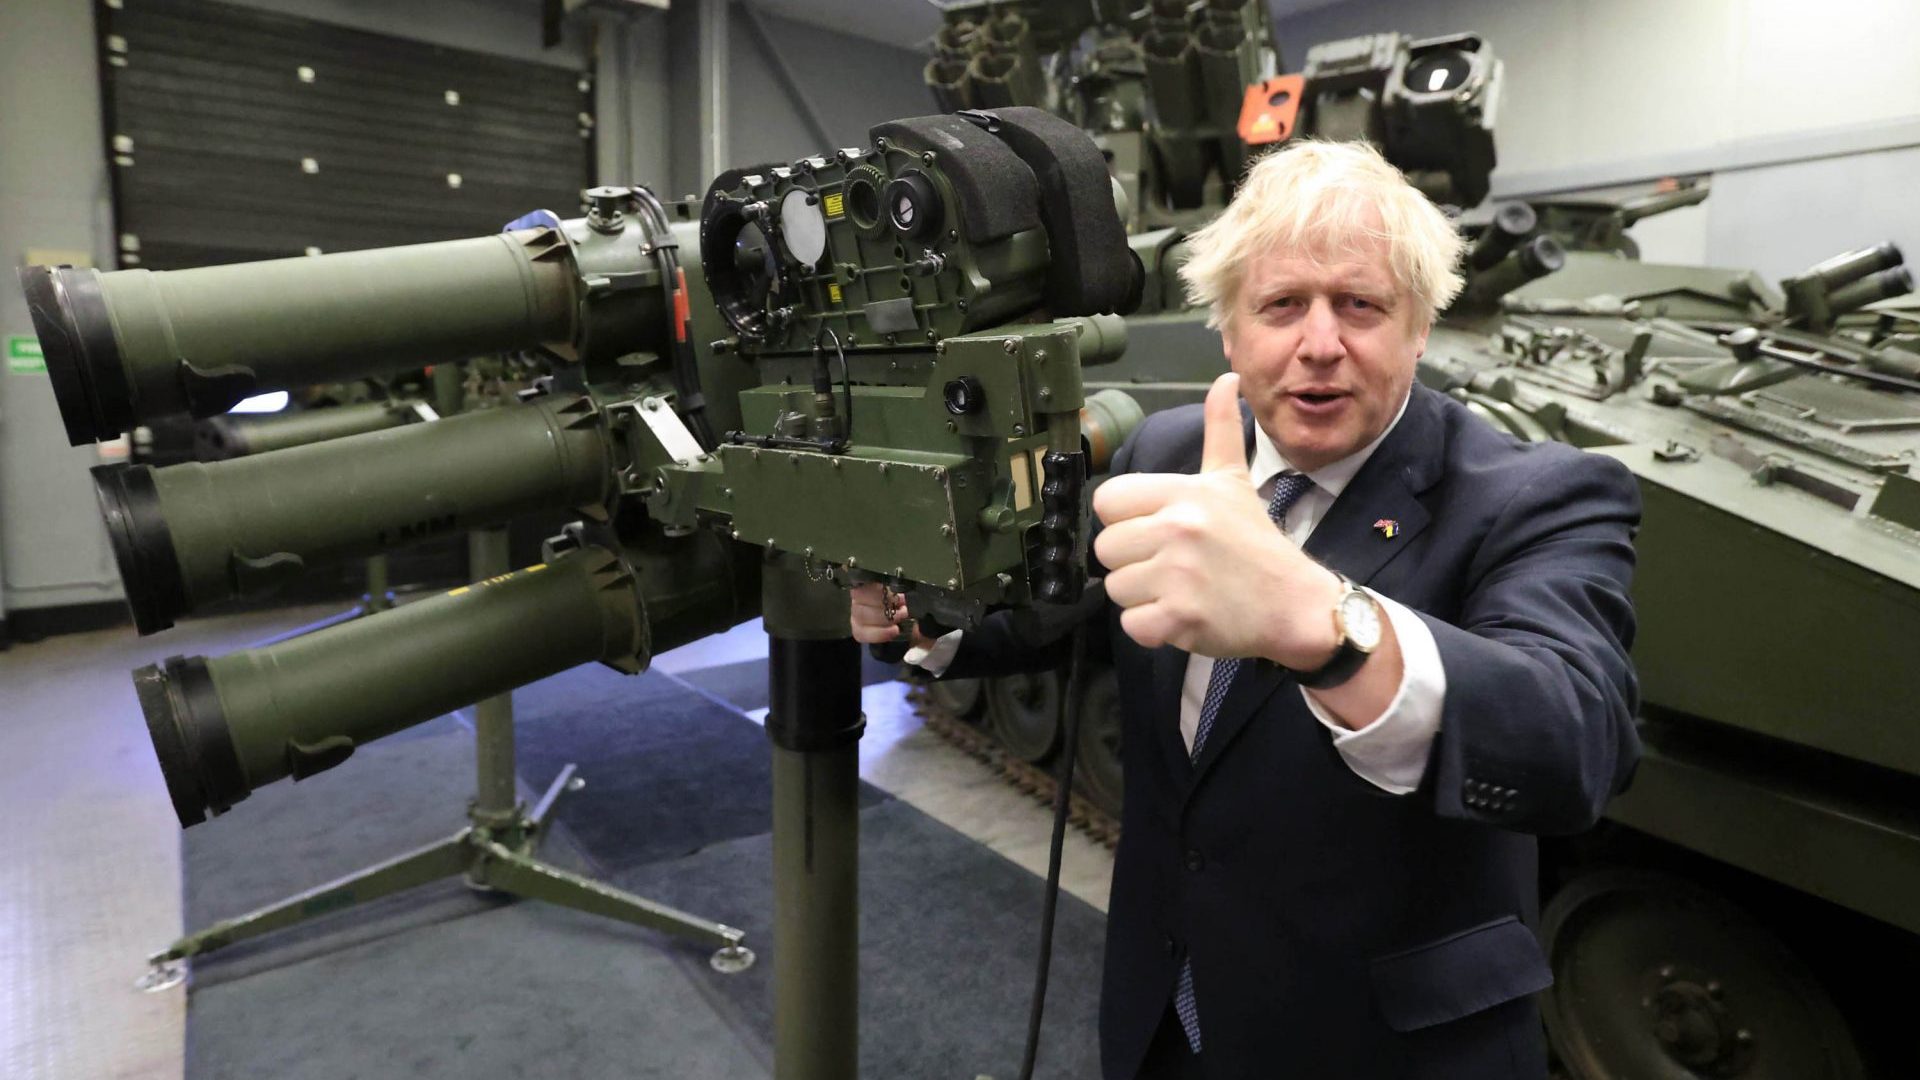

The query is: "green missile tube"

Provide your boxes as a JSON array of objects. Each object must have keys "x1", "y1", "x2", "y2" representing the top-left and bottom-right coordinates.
[
  {"x1": 136, "y1": 532, "x2": 755, "y2": 827},
  {"x1": 194, "y1": 401, "x2": 418, "y2": 459},
  {"x1": 18, "y1": 228, "x2": 577, "y2": 445},
  {"x1": 1829, "y1": 266, "x2": 1914, "y2": 315},
  {"x1": 94, "y1": 389, "x2": 613, "y2": 635},
  {"x1": 1458, "y1": 235, "x2": 1567, "y2": 308}
]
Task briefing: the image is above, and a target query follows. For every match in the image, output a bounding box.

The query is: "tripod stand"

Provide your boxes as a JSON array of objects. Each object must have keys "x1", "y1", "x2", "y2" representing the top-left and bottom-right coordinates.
[{"x1": 141, "y1": 527, "x2": 753, "y2": 989}]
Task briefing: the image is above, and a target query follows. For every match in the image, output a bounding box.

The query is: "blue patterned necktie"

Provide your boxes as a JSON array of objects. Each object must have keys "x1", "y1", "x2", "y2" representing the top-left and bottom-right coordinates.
[{"x1": 1173, "y1": 469, "x2": 1314, "y2": 1056}]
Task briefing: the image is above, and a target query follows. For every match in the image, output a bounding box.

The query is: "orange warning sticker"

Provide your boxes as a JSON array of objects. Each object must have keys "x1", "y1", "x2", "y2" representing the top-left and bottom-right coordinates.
[{"x1": 1239, "y1": 74, "x2": 1305, "y2": 147}]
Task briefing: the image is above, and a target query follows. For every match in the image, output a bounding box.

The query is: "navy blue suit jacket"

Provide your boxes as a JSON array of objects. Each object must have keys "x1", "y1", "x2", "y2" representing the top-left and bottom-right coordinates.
[{"x1": 944, "y1": 382, "x2": 1642, "y2": 1079}]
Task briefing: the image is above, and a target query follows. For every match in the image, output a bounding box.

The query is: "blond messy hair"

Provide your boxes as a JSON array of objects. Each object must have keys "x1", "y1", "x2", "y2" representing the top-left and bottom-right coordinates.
[{"x1": 1178, "y1": 139, "x2": 1466, "y2": 329}]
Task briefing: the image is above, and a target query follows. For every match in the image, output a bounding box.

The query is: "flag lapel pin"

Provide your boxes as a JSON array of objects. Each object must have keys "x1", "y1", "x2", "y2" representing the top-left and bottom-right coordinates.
[{"x1": 1372, "y1": 518, "x2": 1400, "y2": 539}]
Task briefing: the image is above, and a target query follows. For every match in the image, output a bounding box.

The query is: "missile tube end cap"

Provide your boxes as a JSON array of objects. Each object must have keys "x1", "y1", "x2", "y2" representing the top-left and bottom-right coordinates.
[
  {"x1": 92, "y1": 463, "x2": 188, "y2": 635},
  {"x1": 17, "y1": 264, "x2": 134, "y2": 446},
  {"x1": 134, "y1": 655, "x2": 248, "y2": 829}
]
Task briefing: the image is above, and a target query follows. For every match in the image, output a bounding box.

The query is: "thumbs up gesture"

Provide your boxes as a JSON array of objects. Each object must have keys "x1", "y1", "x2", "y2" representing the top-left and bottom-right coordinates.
[{"x1": 1092, "y1": 373, "x2": 1344, "y2": 663}]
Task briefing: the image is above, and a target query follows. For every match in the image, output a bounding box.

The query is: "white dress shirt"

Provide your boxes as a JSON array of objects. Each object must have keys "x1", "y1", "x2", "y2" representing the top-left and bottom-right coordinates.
[{"x1": 908, "y1": 392, "x2": 1446, "y2": 794}]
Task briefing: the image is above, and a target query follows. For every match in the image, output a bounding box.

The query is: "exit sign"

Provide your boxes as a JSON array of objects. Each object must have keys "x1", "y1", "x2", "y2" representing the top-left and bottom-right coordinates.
[{"x1": 6, "y1": 335, "x2": 45, "y2": 374}]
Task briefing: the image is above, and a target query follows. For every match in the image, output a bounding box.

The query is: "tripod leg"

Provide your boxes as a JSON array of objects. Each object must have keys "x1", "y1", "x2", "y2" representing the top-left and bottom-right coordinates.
[
  {"x1": 472, "y1": 841, "x2": 751, "y2": 966},
  {"x1": 526, "y1": 762, "x2": 584, "y2": 834},
  {"x1": 153, "y1": 827, "x2": 473, "y2": 965}
]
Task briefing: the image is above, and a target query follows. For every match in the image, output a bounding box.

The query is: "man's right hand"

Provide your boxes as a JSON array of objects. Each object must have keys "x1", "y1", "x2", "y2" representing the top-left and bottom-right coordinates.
[{"x1": 849, "y1": 582, "x2": 937, "y2": 651}]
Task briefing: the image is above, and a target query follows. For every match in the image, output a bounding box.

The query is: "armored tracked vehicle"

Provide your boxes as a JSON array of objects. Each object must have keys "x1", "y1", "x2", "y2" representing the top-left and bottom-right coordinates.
[{"x1": 917, "y1": 6, "x2": 1920, "y2": 1077}]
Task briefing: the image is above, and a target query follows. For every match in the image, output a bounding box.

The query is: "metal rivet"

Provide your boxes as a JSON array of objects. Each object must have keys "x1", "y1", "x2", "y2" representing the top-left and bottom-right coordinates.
[{"x1": 1003, "y1": 338, "x2": 1019, "y2": 354}]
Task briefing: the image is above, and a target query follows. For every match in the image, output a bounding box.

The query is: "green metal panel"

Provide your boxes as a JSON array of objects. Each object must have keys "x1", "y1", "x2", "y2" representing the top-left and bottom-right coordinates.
[
  {"x1": 1608, "y1": 722, "x2": 1920, "y2": 936},
  {"x1": 722, "y1": 443, "x2": 982, "y2": 588},
  {"x1": 1599, "y1": 445, "x2": 1920, "y2": 777}
]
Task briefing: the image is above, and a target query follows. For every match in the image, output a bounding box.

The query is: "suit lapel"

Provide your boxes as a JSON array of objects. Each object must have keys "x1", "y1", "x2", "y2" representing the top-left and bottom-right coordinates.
[
  {"x1": 1182, "y1": 386, "x2": 1444, "y2": 792},
  {"x1": 1152, "y1": 644, "x2": 1193, "y2": 774}
]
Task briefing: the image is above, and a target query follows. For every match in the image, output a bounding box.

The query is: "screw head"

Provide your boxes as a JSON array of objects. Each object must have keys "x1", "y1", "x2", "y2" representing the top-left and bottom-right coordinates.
[{"x1": 1003, "y1": 338, "x2": 1019, "y2": 354}]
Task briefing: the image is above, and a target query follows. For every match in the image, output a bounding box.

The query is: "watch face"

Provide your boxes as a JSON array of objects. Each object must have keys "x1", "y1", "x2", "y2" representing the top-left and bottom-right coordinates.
[{"x1": 1339, "y1": 591, "x2": 1384, "y2": 651}]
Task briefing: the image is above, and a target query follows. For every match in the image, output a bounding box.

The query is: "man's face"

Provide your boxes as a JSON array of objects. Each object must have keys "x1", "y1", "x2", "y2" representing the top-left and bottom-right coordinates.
[{"x1": 1220, "y1": 228, "x2": 1428, "y2": 473}]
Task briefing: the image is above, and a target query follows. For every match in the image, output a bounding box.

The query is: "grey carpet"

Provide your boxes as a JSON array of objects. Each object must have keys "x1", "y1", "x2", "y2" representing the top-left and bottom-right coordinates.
[
  {"x1": 509, "y1": 664, "x2": 889, "y2": 872},
  {"x1": 618, "y1": 798, "x2": 1107, "y2": 1080},
  {"x1": 188, "y1": 899, "x2": 773, "y2": 1080},
  {"x1": 184, "y1": 665, "x2": 1106, "y2": 1079}
]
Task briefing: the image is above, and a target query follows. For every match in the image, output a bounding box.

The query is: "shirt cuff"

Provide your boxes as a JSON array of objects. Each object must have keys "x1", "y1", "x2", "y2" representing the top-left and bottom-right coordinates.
[
  {"x1": 904, "y1": 628, "x2": 964, "y2": 676},
  {"x1": 1300, "y1": 590, "x2": 1445, "y2": 795}
]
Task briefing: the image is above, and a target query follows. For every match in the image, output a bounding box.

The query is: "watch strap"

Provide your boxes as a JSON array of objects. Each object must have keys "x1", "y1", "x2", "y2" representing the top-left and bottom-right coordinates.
[{"x1": 1295, "y1": 577, "x2": 1372, "y2": 691}]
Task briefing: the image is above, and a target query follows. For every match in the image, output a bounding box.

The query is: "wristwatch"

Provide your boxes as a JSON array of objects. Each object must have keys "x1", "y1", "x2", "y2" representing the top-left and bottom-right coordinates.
[{"x1": 1295, "y1": 574, "x2": 1383, "y2": 690}]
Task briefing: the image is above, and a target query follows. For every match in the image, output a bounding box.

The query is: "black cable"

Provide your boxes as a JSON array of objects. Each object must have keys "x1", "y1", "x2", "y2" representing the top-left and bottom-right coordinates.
[
  {"x1": 632, "y1": 185, "x2": 716, "y2": 449},
  {"x1": 1018, "y1": 624, "x2": 1091, "y2": 1080},
  {"x1": 826, "y1": 326, "x2": 854, "y2": 438},
  {"x1": 807, "y1": 325, "x2": 855, "y2": 450}
]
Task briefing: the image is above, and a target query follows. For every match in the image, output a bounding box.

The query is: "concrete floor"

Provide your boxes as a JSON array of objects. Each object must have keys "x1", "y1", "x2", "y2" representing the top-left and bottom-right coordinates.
[{"x1": 0, "y1": 603, "x2": 1113, "y2": 1080}]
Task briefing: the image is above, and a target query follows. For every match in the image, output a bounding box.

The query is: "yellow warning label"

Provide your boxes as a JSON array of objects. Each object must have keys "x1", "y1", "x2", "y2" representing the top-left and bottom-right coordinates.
[
  {"x1": 447, "y1": 562, "x2": 547, "y2": 597},
  {"x1": 828, "y1": 283, "x2": 843, "y2": 304},
  {"x1": 823, "y1": 192, "x2": 845, "y2": 219}
]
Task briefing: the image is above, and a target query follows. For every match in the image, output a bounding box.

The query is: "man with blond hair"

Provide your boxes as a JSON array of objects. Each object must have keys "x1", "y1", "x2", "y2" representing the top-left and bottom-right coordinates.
[{"x1": 854, "y1": 140, "x2": 1640, "y2": 1079}]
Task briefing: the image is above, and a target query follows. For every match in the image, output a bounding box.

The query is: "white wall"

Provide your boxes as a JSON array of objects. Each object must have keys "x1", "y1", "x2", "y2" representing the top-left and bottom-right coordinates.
[{"x1": 1273, "y1": 0, "x2": 1920, "y2": 278}]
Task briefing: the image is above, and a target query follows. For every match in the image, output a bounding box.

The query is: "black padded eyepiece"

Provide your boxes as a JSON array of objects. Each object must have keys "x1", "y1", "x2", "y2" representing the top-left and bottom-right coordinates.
[
  {"x1": 92, "y1": 463, "x2": 188, "y2": 636},
  {"x1": 959, "y1": 106, "x2": 1140, "y2": 316},
  {"x1": 868, "y1": 114, "x2": 1041, "y2": 244},
  {"x1": 18, "y1": 264, "x2": 134, "y2": 446},
  {"x1": 134, "y1": 654, "x2": 249, "y2": 828}
]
